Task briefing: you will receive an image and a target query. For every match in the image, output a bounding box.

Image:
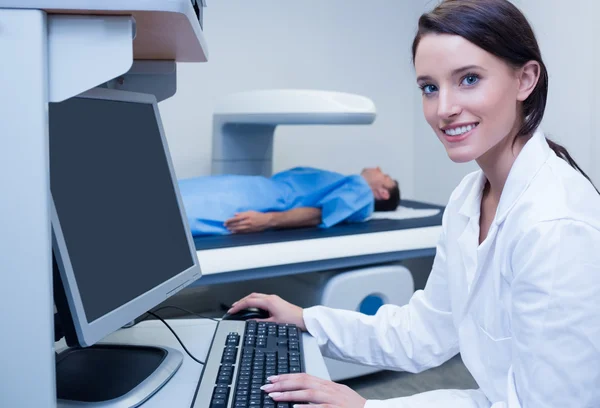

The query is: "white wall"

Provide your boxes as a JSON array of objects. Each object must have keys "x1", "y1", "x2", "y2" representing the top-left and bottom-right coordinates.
[
  {"x1": 413, "y1": 0, "x2": 600, "y2": 205},
  {"x1": 521, "y1": 0, "x2": 597, "y2": 183},
  {"x1": 160, "y1": 1, "x2": 598, "y2": 207},
  {"x1": 159, "y1": 1, "x2": 428, "y2": 200}
]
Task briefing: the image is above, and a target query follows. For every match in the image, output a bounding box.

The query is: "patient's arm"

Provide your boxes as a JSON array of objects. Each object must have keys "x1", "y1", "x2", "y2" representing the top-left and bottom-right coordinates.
[
  {"x1": 268, "y1": 207, "x2": 322, "y2": 229},
  {"x1": 225, "y1": 207, "x2": 322, "y2": 233}
]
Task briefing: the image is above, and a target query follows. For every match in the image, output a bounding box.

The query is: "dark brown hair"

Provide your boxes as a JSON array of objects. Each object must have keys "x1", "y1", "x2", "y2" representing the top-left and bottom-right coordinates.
[
  {"x1": 374, "y1": 180, "x2": 401, "y2": 212},
  {"x1": 411, "y1": 0, "x2": 596, "y2": 188}
]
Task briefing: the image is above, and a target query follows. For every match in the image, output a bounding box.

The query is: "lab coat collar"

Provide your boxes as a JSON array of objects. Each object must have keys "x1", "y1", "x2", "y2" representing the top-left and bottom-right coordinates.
[
  {"x1": 458, "y1": 172, "x2": 487, "y2": 219},
  {"x1": 457, "y1": 128, "x2": 551, "y2": 223},
  {"x1": 495, "y1": 128, "x2": 551, "y2": 224}
]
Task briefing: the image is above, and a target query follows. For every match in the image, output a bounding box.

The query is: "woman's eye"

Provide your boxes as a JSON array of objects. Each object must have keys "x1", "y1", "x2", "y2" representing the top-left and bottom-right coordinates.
[
  {"x1": 462, "y1": 74, "x2": 479, "y2": 86},
  {"x1": 421, "y1": 84, "x2": 438, "y2": 94}
]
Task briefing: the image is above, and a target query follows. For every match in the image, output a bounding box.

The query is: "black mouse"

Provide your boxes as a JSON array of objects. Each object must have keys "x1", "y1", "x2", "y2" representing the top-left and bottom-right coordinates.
[{"x1": 222, "y1": 307, "x2": 270, "y2": 321}]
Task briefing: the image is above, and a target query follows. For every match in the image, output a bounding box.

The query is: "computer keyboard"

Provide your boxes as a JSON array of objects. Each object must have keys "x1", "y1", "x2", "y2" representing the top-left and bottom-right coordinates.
[{"x1": 191, "y1": 320, "x2": 305, "y2": 408}]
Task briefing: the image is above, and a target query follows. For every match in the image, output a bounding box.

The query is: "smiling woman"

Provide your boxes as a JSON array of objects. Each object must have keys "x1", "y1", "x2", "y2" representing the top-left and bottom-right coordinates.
[
  {"x1": 226, "y1": 1, "x2": 600, "y2": 407},
  {"x1": 412, "y1": 0, "x2": 596, "y2": 190}
]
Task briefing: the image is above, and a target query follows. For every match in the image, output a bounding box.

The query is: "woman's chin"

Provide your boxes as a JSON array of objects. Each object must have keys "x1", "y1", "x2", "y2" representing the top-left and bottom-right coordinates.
[{"x1": 446, "y1": 148, "x2": 477, "y2": 164}]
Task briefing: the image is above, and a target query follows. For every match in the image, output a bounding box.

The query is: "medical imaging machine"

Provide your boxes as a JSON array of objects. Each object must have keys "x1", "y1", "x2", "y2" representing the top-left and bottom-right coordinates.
[{"x1": 193, "y1": 88, "x2": 444, "y2": 380}]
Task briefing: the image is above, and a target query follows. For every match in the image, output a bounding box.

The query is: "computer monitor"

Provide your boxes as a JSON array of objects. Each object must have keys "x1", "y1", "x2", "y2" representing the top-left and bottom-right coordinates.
[{"x1": 50, "y1": 88, "x2": 202, "y2": 406}]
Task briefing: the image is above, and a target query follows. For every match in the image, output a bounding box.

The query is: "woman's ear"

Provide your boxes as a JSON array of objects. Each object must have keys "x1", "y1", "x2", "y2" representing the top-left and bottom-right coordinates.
[{"x1": 517, "y1": 60, "x2": 541, "y2": 102}]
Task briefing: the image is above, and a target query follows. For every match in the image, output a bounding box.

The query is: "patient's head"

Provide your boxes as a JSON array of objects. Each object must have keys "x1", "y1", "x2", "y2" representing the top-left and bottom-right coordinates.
[{"x1": 361, "y1": 167, "x2": 401, "y2": 211}]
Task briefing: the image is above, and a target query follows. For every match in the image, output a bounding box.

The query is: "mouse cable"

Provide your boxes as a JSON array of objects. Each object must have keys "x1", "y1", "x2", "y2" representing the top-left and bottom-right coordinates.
[
  {"x1": 126, "y1": 305, "x2": 220, "y2": 328},
  {"x1": 147, "y1": 311, "x2": 206, "y2": 365},
  {"x1": 149, "y1": 305, "x2": 220, "y2": 323}
]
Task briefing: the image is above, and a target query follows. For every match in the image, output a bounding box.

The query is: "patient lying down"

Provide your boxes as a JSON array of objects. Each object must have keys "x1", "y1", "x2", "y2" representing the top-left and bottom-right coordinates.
[{"x1": 178, "y1": 167, "x2": 400, "y2": 236}]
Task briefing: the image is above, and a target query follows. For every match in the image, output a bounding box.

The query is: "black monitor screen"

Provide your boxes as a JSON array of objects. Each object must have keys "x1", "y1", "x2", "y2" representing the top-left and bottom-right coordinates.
[{"x1": 50, "y1": 97, "x2": 194, "y2": 323}]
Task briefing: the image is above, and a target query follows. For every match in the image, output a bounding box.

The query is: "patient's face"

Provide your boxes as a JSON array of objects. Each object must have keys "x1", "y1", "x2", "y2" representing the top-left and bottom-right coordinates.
[
  {"x1": 414, "y1": 34, "x2": 522, "y2": 163},
  {"x1": 361, "y1": 167, "x2": 395, "y2": 200}
]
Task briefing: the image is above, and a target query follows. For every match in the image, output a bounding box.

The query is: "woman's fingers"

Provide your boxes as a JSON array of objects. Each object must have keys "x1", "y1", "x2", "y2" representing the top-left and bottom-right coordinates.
[
  {"x1": 227, "y1": 293, "x2": 270, "y2": 314},
  {"x1": 264, "y1": 373, "x2": 328, "y2": 392},
  {"x1": 267, "y1": 389, "x2": 331, "y2": 404},
  {"x1": 293, "y1": 405, "x2": 336, "y2": 408},
  {"x1": 262, "y1": 374, "x2": 366, "y2": 408},
  {"x1": 276, "y1": 373, "x2": 329, "y2": 385}
]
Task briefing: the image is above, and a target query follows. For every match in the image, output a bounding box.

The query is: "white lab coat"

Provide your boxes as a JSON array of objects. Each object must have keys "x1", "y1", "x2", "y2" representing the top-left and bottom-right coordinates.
[{"x1": 303, "y1": 129, "x2": 600, "y2": 407}]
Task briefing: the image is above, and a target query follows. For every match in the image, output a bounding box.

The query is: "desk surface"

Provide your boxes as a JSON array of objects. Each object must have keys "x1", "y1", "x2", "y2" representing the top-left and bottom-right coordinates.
[{"x1": 57, "y1": 319, "x2": 330, "y2": 407}]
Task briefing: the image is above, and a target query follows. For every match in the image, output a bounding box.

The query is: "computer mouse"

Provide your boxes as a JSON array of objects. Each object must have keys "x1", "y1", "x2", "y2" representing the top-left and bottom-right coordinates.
[{"x1": 222, "y1": 307, "x2": 270, "y2": 321}]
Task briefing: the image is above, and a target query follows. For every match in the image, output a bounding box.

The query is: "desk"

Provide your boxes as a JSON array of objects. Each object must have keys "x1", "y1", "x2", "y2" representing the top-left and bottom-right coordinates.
[{"x1": 57, "y1": 319, "x2": 330, "y2": 407}]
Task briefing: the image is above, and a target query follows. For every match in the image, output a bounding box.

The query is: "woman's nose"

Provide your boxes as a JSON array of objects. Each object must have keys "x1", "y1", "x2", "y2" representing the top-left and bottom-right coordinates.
[{"x1": 437, "y1": 89, "x2": 461, "y2": 119}]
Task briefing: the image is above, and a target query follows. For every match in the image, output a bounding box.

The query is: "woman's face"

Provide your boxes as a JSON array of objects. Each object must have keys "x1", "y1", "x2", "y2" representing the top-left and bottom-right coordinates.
[{"x1": 414, "y1": 34, "x2": 522, "y2": 163}]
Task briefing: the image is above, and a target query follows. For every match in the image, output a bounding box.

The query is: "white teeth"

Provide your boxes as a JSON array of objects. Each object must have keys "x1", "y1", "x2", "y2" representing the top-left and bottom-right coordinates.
[{"x1": 444, "y1": 123, "x2": 477, "y2": 136}]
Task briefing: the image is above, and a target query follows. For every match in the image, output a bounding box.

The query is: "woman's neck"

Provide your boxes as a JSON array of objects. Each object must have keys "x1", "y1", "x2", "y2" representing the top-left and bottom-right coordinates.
[{"x1": 476, "y1": 127, "x2": 531, "y2": 204}]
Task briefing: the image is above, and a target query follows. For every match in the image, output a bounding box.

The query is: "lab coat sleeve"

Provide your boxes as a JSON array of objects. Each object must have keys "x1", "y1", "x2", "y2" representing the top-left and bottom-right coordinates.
[
  {"x1": 302, "y1": 210, "x2": 459, "y2": 374},
  {"x1": 502, "y1": 219, "x2": 600, "y2": 407},
  {"x1": 364, "y1": 389, "x2": 491, "y2": 408}
]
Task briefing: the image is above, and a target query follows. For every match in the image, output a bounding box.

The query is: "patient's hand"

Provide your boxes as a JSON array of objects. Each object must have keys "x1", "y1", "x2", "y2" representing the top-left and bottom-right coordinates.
[
  {"x1": 227, "y1": 293, "x2": 306, "y2": 331},
  {"x1": 261, "y1": 373, "x2": 366, "y2": 408},
  {"x1": 224, "y1": 211, "x2": 273, "y2": 233}
]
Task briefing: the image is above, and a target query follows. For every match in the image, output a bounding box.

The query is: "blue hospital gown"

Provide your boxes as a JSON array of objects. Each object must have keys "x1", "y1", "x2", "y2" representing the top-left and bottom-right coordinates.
[{"x1": 178, "y1": 167, "x2": 374, "y2": 236}]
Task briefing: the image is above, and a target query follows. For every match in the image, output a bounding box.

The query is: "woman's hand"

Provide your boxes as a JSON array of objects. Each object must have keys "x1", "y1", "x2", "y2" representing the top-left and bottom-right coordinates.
[
  {"x1": 261, "y1": 373, "x2": 366, "y2": 408},
  {"x1": 227, "y1": 293, "x2": 306, "y2": 331},
  {"x1": 224, "y1": 211, "x2": 273, "y2": 233}
]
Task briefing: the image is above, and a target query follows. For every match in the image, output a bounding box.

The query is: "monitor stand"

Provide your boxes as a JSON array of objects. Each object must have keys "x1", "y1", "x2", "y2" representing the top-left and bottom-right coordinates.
[
  {"x1": 55, "y1": 343, "x2": 183, "y2": 407},
  {"x1": 52, "y1": 250, "x2": 183, "y2": 407}
]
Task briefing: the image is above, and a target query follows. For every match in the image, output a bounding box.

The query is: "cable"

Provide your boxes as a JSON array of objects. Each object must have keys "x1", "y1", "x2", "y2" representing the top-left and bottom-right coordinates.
[
  {"x1": 127, "y1": 305, "x2": 220, "y2": 328},
  {"x1": 136, "y1": 305, "x2": 220, "y2": 325},
  {"x1": 154, "y1": 305, "x2": 221, "y2": 322},
  {"x1": 125, "y1": 306, "x2": 220, "y2": 365},
  {"x1": 147, "y1": 311, "x2": 205, "y2": 365}
]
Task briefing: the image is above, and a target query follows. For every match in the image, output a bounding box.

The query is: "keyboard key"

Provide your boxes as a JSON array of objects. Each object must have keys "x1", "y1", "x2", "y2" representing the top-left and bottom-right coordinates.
[
  {"x1": 210, "y1": 398, "x2": 227, "y2": 408},
  {"x1": 227, "y1": 334, "x2": 240, "y2": 346},
  {"x1": 214, "y1": 386, "x2": 229, "y2": 395},
  {"x1": 217, "y1": 375, "x2": 232, "y2": 385}
]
